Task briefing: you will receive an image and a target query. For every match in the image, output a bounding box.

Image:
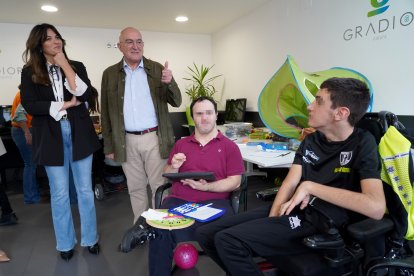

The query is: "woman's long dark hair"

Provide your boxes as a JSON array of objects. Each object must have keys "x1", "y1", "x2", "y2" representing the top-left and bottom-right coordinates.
[
  {"x1": 88, "y1": 86, "x2": 100, "y2": 114},
  {"x1": 22, "y1": 23, "x2": 70, "y2": 85}
]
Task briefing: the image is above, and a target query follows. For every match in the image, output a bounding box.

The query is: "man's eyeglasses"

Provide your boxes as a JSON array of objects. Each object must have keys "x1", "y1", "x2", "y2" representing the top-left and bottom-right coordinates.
[{"x1": 123, "y1": 39, "x2": 144, "y2": 47}]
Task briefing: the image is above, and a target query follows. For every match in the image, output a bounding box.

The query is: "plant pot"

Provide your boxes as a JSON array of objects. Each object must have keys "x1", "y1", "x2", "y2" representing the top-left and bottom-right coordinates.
[{"x1": 185, "y1": 106, "x2": 195, "y2": 126}]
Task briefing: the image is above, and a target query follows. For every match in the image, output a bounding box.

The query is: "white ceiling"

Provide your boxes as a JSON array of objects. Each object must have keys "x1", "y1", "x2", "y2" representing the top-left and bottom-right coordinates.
[{"x1": 0, "y1": 0, "x2": 270, "y2": 34}]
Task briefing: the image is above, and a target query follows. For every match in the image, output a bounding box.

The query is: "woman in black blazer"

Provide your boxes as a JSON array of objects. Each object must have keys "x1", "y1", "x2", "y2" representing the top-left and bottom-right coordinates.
[{"x1": 20, "y1": 23, "x2": 101, "y2": 261}]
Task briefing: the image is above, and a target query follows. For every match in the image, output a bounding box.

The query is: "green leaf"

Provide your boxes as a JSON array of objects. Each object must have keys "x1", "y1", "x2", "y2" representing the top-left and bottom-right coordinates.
[{"x1": 183, "y1": 63, "x2": 222, "y2": 101}]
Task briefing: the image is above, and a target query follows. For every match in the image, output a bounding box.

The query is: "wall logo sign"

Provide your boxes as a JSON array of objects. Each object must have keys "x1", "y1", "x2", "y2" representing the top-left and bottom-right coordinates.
[
  {"x1": 0, "y1": 47, "x2": 23, "y2": 80},
  {"x1": 367, "y1": 0, "x2": 390, "y2": 17},
  {"x1": 0, "y1": 67, "x2": 22, "y2": 79},
  {"x1": 343, "y1": 0, "x2": 413, "y2": 41}
]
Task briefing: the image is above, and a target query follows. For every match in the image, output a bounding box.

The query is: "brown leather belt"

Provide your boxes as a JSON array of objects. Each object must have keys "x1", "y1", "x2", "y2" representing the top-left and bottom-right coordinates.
[{"x1": 126, "y1": 126, "x2": 158, "y2": 135}]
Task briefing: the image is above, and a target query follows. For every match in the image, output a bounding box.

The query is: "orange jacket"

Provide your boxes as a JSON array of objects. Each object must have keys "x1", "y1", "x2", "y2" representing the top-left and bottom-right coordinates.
[{"x1": 11, "y1": 91, "x2": 32, "y2": 128}]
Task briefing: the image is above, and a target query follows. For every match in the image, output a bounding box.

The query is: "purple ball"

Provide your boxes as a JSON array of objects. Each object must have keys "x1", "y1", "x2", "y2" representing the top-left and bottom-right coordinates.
[{"x1": 173, "y1": 243, "x2": 199, "y2": 270}]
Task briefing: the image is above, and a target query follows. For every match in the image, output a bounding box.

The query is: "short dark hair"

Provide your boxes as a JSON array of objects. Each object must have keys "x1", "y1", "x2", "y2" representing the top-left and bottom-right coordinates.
[
  {"x1": 189, "y1": 96, "x2": 217, "y2": 118},
  {"x1": 320, "y1": 77, "x2": 370, "y2": 126}
]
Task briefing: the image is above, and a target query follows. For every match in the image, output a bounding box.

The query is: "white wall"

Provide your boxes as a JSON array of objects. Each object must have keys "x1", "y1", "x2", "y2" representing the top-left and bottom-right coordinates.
[
  {"x1": 0, "y1": 23, "x2": 212, "y2": 109},
  {"x1": 212, "y1": 0, "x2": 414, "y2": 114},
  {"x1": 2, "y1": 0, "x2": 413, "y2": 115}
]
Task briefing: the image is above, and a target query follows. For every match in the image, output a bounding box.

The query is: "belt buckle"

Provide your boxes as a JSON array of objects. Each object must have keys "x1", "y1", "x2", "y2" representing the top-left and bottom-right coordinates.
[{"x1": 61, "y1": 114, "x2": 68, "y2": 120}]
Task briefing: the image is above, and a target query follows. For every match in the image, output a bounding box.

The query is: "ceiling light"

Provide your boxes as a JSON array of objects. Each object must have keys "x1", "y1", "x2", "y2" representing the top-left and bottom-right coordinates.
[
  {"x1": 41, "y1": 5, "x2": 58, "y2": 12},
  {"x1": 175, "y1": 16, "x2": 188, "y2": 22}
]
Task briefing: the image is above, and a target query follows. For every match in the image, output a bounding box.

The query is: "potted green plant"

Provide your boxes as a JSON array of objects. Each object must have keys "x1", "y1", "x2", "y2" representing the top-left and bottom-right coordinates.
[{"x1": 183, "y1": 63, "x2": 222, "y2": 126}]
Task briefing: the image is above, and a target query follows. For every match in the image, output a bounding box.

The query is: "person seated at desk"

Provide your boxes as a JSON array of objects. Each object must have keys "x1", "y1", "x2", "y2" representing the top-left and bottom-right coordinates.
[
  {"x1": 195, "y1": 77, "x2": 386, "y2": 275},
  {"x1": 119, "y1": 96, "x2": 244, "y2": 276}
]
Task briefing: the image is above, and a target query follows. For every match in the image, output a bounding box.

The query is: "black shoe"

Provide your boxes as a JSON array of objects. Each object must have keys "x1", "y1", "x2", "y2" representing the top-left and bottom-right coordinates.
[
  {"x1": 88, "y1": 243, "x2": 100, "y2": 255},
  {"x1": 0, "y1": 213, "x2": 18, "y2": 226},
  {"x1": 119, "y1": 216, "x2": 157, "y2": 253},
  {"x1": 60, "y1": 249, "x2": 74, "y2": 261}
]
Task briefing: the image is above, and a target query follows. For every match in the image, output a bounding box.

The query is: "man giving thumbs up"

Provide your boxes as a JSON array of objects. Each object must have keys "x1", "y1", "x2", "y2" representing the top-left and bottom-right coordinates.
[{"x1": 101, "y1": 27, "x2": 182, "y2": 224}]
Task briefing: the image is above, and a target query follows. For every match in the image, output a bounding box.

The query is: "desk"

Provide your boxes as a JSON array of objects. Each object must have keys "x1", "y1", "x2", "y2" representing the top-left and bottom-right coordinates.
[
  {"x1": 237, "y1": 144, "x2": 294, "y2": 177},
  {"x1": 182, "y1": 124, "x2": 295, "y2": 176}
]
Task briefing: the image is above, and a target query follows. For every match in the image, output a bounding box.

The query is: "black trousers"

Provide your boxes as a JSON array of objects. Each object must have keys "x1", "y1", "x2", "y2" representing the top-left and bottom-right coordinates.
[
  {"x1": 0, "y1": 182, "x2": 13, "y2": 215},
  {"x1": 195, "y1": 204, "x2": 318, "y2": 276}
]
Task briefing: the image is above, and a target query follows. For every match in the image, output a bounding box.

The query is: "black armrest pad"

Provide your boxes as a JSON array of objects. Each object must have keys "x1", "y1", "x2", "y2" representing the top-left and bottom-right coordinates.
[
  {"x1": 156, "y1": 182, "x2": 172, "y2": 193},
  {"x1": 347, "y1": 217, "x2": 394, "y2": 241}
]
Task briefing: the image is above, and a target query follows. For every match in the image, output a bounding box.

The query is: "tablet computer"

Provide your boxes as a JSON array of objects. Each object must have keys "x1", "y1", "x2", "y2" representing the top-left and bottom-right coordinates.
[{"x1": 162, "y1": 171, "x2": 216, "y2": 181}]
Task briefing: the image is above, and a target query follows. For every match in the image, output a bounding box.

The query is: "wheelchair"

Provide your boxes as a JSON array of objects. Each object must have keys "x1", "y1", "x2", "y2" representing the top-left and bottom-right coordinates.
[
  {"x1": 155, "y1": 174, "x2": 248, "y2": 213},
  {"x1": 153, "y1": 174, "x2": 248, "y2": 273},
  {"x1": 267, "y1": 112, "x2": 414, "y2": 276}
]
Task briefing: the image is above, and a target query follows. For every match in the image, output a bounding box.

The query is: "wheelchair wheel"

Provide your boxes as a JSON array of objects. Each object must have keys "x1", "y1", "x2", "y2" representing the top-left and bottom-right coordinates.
[
  {"x1": 367, "y1": 265, "x2": 414, "y2": 276},
  {"x1": 397, "y1": 268, "x2": 414, "y2": 276},
  {"x1": 94, "y1": 183, "x2": 105, "y2": 201}
]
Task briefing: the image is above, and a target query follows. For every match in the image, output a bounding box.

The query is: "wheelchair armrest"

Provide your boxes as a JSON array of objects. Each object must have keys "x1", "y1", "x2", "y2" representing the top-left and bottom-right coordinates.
[
  {"x1": 154, "y1": 182, "x2": 172, "y2": 209},
  {"x1": 303, "y1": 233, "x2": 344, "y2": 250},
  {"x1": 154, "y1": 183, "x2": 241, "y2": 213},
  {"x1": 347, "y1": 216, "x2": 394, "y2": 242},
  {"x1": 154, "y1": 174, "x2": 247, "y2": 213},
  {"x1": 231, "y1": 174, "x2": 248, "y2": 213}
]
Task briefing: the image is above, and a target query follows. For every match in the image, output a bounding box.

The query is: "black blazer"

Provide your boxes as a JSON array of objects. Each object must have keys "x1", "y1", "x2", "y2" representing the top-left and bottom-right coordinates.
[{"x1": 20, "y1": 61, "x2": 101, "y2": 166}]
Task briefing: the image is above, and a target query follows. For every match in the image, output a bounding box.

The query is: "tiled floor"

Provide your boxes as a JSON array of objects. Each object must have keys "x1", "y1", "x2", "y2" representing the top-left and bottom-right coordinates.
[{"x1": 0, "y1": 174, "x2": 275, "y2": 276}]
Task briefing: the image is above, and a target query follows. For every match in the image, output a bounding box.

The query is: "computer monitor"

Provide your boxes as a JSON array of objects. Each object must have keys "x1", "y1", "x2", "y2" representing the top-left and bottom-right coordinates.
[{"x1": 224, "y1": 98, "x2": 247, "y2": 123}]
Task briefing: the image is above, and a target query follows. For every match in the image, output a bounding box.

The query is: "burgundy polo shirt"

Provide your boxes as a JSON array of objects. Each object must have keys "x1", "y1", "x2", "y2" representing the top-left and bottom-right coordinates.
[{"x1": 167, "y1": 131, "x2": 244, "y2": 202}]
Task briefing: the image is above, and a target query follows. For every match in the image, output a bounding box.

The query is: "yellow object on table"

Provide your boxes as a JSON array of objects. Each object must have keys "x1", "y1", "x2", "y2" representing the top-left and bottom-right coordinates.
[
  {"x1": 249, "y1": 128, "x2": 272, "y2": 140},
  {"x1": 249, "y1": 132, "x2": 271, "y2": 140}
]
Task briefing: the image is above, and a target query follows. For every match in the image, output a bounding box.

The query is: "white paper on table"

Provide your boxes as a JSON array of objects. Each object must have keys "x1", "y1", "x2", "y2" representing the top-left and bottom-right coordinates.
[
  {"x1": 184, "y1": 206, "x2": 223, "y2": 221},
  {"x1": 237, "y1": 144, "x2": 295, "y2": 167},
  {"x1": 141, "y1": 209, "x2": 168, "y2": 220}
]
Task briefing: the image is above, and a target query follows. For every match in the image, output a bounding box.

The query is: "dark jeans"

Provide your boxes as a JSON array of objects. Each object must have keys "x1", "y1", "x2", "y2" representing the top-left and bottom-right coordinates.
[
  {"x1": 0, "y1": 183, "x2": 13, "y2": 215},
  {"x1": 195, "y1": 204, "x2": 318, "y2": 276},
  {"x1": 148, "y1": 197, "x2": 234, "y2": 276},
  {"x1": 11, "y1": 127, "x2": 40, "y2": 204}
]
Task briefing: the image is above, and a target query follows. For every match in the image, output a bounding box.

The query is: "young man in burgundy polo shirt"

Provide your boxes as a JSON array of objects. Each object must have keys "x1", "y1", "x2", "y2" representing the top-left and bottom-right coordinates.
[{"x1": 120, "y1": 96, "x2": 244, "y2": 276}]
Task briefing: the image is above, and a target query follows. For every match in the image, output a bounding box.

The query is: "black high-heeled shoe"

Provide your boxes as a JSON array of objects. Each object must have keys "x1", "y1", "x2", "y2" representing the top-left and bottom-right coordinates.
[
  {"x1": 88, "y1": 243, "x2": 100, "y2": 255},
  {"x1": 60, "y1": 249, "x2": 74, "y2": 261}
]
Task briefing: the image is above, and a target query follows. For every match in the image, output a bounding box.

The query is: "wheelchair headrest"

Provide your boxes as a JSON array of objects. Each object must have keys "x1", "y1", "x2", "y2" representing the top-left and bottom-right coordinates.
[{"x1": 356, "y1": 111, "x2": 411, "y2": 145}]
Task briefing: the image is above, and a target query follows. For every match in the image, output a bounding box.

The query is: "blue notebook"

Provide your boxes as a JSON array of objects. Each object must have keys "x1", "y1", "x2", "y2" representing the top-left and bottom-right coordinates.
[{"x1": 168, "y1": 202, "x2": 225, "y2": 222}]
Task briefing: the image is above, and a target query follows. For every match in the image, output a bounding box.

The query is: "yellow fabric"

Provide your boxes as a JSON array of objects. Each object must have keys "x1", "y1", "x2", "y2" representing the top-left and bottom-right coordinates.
[{"x1": 379, "y1": 126, "x2": 414, "y2": 239}]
